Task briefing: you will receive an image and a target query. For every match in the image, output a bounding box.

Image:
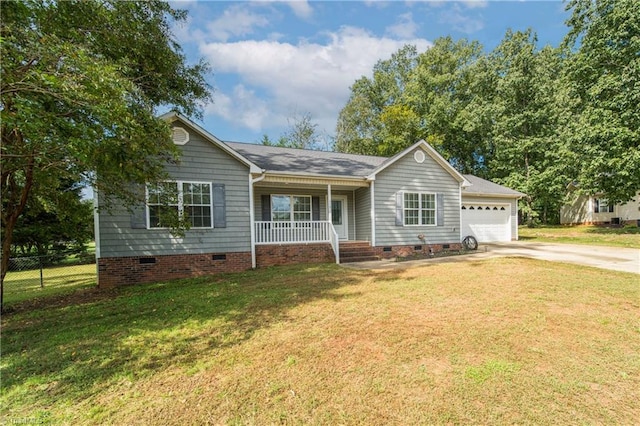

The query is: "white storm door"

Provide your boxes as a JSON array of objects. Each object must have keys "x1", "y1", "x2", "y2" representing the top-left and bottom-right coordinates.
[{"x1": 330, "y1": 196, "x2": 348, "y2": 240}]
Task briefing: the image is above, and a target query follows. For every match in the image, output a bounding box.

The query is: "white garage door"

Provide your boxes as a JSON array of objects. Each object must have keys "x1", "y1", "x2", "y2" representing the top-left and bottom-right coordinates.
[{"x1": 461, "y1": 204, "x2": 511, "y2": 242}]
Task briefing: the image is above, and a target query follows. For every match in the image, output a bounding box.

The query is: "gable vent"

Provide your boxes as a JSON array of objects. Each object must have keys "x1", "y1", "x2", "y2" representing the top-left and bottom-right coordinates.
[{"x1": 172, "y1": 127, "x2": 189, "y2": 145}]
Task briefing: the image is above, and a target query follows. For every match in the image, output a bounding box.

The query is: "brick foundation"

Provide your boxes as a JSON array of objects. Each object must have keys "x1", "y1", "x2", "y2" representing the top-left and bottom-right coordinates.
[
  {"x1": 374, "y1": 243, "x2": 462, "y2": 260},
  {"x1": 97, "y1": 242, "x2": 462, "y2": 288},
  {"x1": 256, "y1": 243, "x2": 335, "y2": 267},
  {"x1": 97, "y1": 251, "x2": 252, "y2": 288}
]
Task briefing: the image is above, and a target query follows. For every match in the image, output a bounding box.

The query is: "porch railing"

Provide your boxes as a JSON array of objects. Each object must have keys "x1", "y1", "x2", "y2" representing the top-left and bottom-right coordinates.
[
  {"x1": 329, "y1": 224, "x2": 340, "y2": 264},
  {"x1": 255, "y1": 220, "x2": 332, "y2": 244},
  {"x1": 254, "y1": 220, "x2": 340, "y2": 264}
]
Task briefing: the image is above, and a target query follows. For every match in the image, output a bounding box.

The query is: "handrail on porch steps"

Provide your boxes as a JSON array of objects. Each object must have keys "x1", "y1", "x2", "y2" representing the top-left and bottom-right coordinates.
[{"x1": 254, "y1": 220, "x2": 340, "y2": 264}]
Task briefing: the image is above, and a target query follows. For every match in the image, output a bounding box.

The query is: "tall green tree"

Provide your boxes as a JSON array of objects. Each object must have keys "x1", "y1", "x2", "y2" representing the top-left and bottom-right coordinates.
[
  {"x1": 262, "y1": 112, "x2": 332, "y2": 151},
  {"x1": 410, "y1": 37, "x2": 488, "y2": 175},
  {"x1": 483, "y1": 30, "x2": 571, "y2": 224},
  {"x1": 11, "y1": 180, "x2": 93, "y2": 258},
  {"x1": 335, "y1": 39, "x2": 490, "y2": 170},
  {"x1": 335, "y1": 45, "x2": 419, "y2": 156},
  {"x1": 563, "y1": 0, "x2": 640, "y2": 204},
  {"x1": 0, "y1": 0, "x2": 212, "y2": 310}
]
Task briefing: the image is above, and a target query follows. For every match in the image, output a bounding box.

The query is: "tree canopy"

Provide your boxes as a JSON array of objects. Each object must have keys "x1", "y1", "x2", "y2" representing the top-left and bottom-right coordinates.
[
  {"x1": 0, "y1": 0, "x2": 212, "y2": 309},
  {"x1": 335, "y1": 0, "x2": 639, "y2": 223},
  {"x1": 563, "y1": 0, "x2": 640, "y2": 204},
  {"x1": 262, "y1": 112, "x2": 331, "y2": 151}
]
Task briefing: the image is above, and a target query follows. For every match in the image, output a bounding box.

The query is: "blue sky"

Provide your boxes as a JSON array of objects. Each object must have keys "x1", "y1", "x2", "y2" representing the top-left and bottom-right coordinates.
[{"x1": 170, "y1": 1, "x2": 570, "y2": 145}]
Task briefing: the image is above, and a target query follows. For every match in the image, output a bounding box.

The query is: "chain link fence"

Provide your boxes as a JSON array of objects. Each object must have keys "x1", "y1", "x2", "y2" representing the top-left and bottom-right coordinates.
[{"x1": 6, "y1": 253, "x2": 96, "y2": 290}]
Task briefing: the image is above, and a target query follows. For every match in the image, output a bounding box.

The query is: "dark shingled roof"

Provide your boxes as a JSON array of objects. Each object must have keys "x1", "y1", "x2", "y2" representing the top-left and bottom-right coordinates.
[
  {"x1": 462, "y1": 174, "x2": 525, "y2": 197},
  {"x1": 225, "y1": 141, "x2": 386, "y2": 177},
  {"x1": 221, "y1": 141, "x2": 522, "y2": 197}
]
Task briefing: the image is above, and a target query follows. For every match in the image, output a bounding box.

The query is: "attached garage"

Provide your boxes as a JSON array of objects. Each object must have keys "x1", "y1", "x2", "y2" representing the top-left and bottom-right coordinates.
[
  {"x1": 461, "y1": 175, "x2": 525, "y2": 243},
  {"x1": 461, "y1": 203, "x2": 511, "y2": 242}
]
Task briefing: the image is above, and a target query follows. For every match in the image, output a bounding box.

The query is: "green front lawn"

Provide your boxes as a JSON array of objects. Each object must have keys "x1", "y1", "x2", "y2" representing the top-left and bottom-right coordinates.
[
  {"x1": 519, "y1": 224, "x2": 640, "y2": 248},
  {"x1": 2, "y1": 260, "x2": 638, "y2": 425}
]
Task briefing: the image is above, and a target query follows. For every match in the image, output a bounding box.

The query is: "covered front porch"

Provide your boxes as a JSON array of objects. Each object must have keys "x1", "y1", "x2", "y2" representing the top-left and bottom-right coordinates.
[{"x1": 248, "y1": 173, "x2": 372, "y2": 266}]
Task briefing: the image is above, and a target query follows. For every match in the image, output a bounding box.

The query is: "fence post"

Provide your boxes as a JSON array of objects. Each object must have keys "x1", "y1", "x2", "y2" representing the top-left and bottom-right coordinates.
[{"x1": 39, "y1": 256, "x2": 44, "y2": 288}]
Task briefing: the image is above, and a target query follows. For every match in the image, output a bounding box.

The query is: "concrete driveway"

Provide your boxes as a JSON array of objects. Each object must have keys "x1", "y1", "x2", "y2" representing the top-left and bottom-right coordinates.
[
  {"x1": 482, "y1": 242, "x2": 639, "y2": 274},
  {"x1": 342, "y1": 241, "x2": 640, "y2": 274}
]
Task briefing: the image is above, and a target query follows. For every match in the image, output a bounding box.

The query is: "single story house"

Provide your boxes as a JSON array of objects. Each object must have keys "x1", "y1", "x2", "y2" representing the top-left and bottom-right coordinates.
[
  {"x1": 560, "y1": 191, "x2": 640, "y2": 225},
  {"x1": 95, "y1": 112, "x2": 524, "y2": 287}
]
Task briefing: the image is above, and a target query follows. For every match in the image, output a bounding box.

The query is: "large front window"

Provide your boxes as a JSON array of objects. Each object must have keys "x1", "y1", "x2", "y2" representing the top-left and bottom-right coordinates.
[
  {"x1": 147, "y1": 181, "x2": 212, "y2": 228},
  {"x1": 271, "y1": 195, "x2": 311, "y2": 221},
  {"x1": 404, "y1": 192, "x2": 436, "y2": 226}
]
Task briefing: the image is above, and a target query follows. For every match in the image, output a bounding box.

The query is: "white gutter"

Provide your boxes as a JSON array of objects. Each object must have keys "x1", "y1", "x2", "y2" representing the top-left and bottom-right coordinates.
[
  {"x1": 462, "y1": 192, "x2": 525, "y2": 199},
  {"x1": 262, "y1": 170, "x2": 370, "y2": 181}
]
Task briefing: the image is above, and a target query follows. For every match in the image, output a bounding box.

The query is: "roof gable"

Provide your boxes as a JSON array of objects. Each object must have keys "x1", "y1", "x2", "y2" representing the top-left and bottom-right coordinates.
[
  {"x1": 159, "y1": 112, "x2": 262, "y2": 174},
  {"x1": 367, "y1": 140, "x2": 468, "y2": 185}
]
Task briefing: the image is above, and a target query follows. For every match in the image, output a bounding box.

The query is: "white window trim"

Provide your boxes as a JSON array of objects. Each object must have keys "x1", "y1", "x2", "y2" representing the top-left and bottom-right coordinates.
[
  {"x1": 146, "y1": 180, "x2": 214, "y2": 229},
  {"x1": 594, "y1": 198, "x2": 614, "y2": 214},
  {"x1": 271, "y1": 194, "x2": 312, "y2": 222},
  {"x1": 403, "y1": 191, "x2": 437, "y2": 227}
]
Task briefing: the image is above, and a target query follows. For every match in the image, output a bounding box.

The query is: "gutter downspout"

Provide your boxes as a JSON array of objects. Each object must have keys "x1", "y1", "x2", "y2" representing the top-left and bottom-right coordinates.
[
  {"x1": 93, "y1": 187, "x2": 101, "y2": 286},
  {"x1": 249, "y1": 173, "x2": 266, "y2": 269}
]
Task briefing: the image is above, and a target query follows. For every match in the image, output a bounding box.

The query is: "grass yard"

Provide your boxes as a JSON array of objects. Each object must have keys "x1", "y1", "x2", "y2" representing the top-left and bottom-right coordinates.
[
  {"x1": 1, "y1": 259, "x2": 639, "y2": 425},
  {"x1": 3, "y1": 263, "x2": 97, "y2": 307},
  {"x1": 519, "y1": 224, "x2": 640, "y2": 248}
]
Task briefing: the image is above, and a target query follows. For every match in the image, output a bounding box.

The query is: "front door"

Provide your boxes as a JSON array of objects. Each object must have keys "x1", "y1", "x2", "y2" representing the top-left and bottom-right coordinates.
[{"x1": 330, "y1": 196, "x2": 348, "y2": 240}]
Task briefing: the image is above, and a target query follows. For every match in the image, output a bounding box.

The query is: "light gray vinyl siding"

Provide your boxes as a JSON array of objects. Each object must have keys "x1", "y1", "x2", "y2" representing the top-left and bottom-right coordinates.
[
  {"x1": 98, "y1": 126, "x2": 251, "y2": 257},
  {"x1": 355, "y1": 187, "x2": 371, "y2": 242},
  {"x1": 374, "y1": 148, "x2": 461, "y2": 245},
  {"x1": 254, "y1": 187, "x2": 356, "y2": 240},
  {"x1": 462, "y1": 195, "x2": 519, "y2": 240}
]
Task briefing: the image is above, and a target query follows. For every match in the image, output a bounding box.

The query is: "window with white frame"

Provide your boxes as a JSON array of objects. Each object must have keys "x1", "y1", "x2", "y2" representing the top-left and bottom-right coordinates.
[
  {"x1": 594, "y1": 198, "x2": 614, "y2": 213},
  {"x1": 271, "y1": 195, "x2": 311, "y2": 221},
  {"x1": 147, "y1": 181, "x2": 212, "y2": 228},
  {"x1": 404, "y1": 192, "x2": 436, "y2": 226}
]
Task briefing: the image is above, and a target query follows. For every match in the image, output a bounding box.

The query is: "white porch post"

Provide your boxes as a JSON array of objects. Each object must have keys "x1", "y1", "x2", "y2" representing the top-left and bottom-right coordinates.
[
  {"x1": 248, "y1": 174, "x2": 256, "y2": 268},
  {"x1": 327, "y1": 184, "x2": 332, "y2": 224},
  {"x1": 370, "y1": 180, "x2": 376, "y2": 246}
]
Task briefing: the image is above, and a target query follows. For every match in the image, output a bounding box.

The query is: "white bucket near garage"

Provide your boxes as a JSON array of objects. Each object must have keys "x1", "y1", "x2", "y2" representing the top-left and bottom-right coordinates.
[{"x1": 461, "y1": 204, "x2": 511, "y2": 242}]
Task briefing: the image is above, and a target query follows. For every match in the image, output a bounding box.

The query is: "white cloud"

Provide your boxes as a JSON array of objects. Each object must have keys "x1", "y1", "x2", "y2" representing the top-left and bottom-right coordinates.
[
  {"x1": 438, "y1": 4, "x2": 484, "y2": 34},
  {"x1": 205, "y1": 85, "x2": 271, "y2": 132},
  {"x1": 205, "y1": 4, "x2": 270, "y2": 42},
  {"x1": 461, "y1": 0, "x2": 488, "y2": 10},
  {"x1": 385, "y1": 12, "x2": 418, "y2": 39},
  {"x1": 286, "y1": 0, "x2": 313, "y2": 19},
  {"x1": 199, "y1": 26, "x2": 432, "y2": 134}
]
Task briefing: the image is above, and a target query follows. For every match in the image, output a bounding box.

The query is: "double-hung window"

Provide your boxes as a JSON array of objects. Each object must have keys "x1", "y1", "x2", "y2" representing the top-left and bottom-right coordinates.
[
  {"x1": 594, "y1": 198, "x2": 614, "y2": 213},
  {"x1": 404, "y1": 192, "x2": 436, "y2": 226},
  {"x1": 271, "y1": 195, "x2": 311, "y2": 222},
  {"x1": 147, "y1": 181, "x2": 212, "y2": 228}
]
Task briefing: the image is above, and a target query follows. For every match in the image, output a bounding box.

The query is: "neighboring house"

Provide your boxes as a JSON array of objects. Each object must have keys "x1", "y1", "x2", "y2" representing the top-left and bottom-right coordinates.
[
  {"x1": 95, "y1": 113, "x2": 524, "y2": 287},
  {"x1": 560, "y1": 191, "x2": 640, "y2": 225}
]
